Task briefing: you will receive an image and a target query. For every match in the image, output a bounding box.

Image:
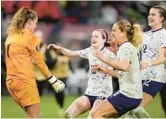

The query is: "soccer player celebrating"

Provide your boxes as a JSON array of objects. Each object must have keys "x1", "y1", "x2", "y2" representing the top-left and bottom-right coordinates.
[
  {"x1": 47, "y1": 29, "x2": 115, "y2": 118},
  {"x1": 127, "y1": 5, "x2": 166, "y2": 118},
  {"x1": 90, "y1": 20, "x2": 143, "y2": 118},
  {"x1": 5, "y1": 7, "x2": 65, "y2": 118}
]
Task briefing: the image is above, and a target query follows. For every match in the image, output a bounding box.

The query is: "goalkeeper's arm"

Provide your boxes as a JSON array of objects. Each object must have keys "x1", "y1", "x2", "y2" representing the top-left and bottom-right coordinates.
[{"x1": 30, "y1": 46, "x2": 65, "y2": 93}]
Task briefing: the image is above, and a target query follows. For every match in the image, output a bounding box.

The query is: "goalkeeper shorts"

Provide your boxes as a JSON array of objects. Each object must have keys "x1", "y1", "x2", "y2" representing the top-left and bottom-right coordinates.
[
  {"x1": 6, "y1": 79, "x2": 40, "y2": 107},
  {"x1": 107, "y1": 91, "x2": 141, "y2": 116}
]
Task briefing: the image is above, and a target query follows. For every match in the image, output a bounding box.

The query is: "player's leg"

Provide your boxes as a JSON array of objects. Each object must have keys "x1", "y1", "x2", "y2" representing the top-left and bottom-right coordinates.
[
  {"x1": 131, "y1": 92, "x2": 151, "y2": 118},
  {"x1": 132, "y1": 79, "x2": 164, "y2": 118},
  {"x1": 54, "y1": 78, "x2": 67, "y2": 108},
  {"x1": 124, "y1": 111, "x2": 137, "y2": 118},
  {"x1": 64, "y1": 95, "x2": 91, "y2": 118},
  {"x1": 7, "y1": 79, "x2": 40, "y2": 118},
  {"x1": 88, "y1": 98, "x2": 105, "y2": 118},
  {"x1": 54, "y1": 88, "x2": 65, "y2": 116},
  {"x1": 91, "y1": 92, "x2": 141, "y2": 118},
  {"x1": 91, "y1": 99, "x2": 118, "y2": 118},
  {"x1": 54, "y1": 78, "x2": 67, "y2": 114},
  {"x1": 160, "y1": 83, "x2": 166, "y2": 115},
  {"x1": 25, "y1": 104, "x2": 40, "y2": 118},
  {"x1": 23, "y1": 86, "x2": 40, "y2": 118},
  {"x1": 36, "y1": 80, "x2": 47, "y2": 97}
]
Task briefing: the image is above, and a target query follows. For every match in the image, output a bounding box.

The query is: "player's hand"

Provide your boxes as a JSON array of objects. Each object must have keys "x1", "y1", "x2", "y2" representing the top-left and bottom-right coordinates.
[
  {"x1": 140, "y1": 61, "x2": 151, "y2": 69},
  {"x1": 92, "y1": 64, "x2": 107, "y2": 73},
  {"x1": 48, "y1": 76, "x2": 65, "y2": 93},
  {"x1": 47, "y1": 44, "x2": 61, "y2": 50},
  {"x1": 93, "y1": 51, "x2": 106, "y2": 62}
]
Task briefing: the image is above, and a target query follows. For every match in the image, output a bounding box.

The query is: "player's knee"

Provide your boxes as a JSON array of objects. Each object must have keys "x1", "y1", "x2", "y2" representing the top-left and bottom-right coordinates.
[{"x1": 91, "y1": 110, "x2": 100, "y2": 118}]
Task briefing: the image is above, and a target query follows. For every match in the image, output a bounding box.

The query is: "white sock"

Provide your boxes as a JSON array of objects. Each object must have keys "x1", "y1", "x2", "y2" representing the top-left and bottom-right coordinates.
[
  {"x1": 132, "y1": 106, "x2": 150, "y2": 118},
  {"x1": 87, "y1": 115, "x2": 93, "y2": 119},
  {"x1": 124, "y1": 111, "x2": 137, "y2": 118},
  {"x1": 64, "y1": 110, "x2": 73, "y2": 119}
]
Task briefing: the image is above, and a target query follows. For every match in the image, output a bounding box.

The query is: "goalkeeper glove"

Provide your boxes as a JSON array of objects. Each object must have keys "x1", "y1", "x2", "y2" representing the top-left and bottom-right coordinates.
[{"x1": 48, "y1": 76, "x2": 65, "y2": 93}]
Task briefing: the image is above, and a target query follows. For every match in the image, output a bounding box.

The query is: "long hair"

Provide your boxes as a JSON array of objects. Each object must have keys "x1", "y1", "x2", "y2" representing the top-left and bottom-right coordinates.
[
  {"x1": 116, "y1": 20, "x2": 143, "y2": 49},
  {"x1": 7, "y1": 7, "x2": 37, "y2": 34}
]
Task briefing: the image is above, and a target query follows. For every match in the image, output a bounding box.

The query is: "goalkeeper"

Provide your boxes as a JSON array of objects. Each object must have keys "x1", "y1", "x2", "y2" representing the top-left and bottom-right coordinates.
[{"x1": 5, "y1": 7, "x2": 65, "y2": 118}]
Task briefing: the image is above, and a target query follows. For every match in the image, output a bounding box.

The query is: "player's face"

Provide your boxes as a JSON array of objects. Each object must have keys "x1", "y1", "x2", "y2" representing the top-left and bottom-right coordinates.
[
  {"x1": 111, "y1": 23, "x2": 123, "y2": 44},
  {"x1": 148, "y1": 8, "x2": 164, "y2": 28},
  {"x1": 91, "y1": 30, "x2": 105, "y2": 48},
  {"x1": 29, "y1": 18, "x2": 37, "y2": 32}
]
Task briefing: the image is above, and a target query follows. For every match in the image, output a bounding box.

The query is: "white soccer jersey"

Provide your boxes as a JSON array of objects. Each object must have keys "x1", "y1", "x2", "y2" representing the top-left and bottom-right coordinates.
[
  {"x1": 77, "y1": 47, "x2": 115, "y2": 98},
  {"x1": 141, "y1": 28, "x2": 166, "y2": 83},
  {"x1": 116, "y1": 42, "x2": 143, "y2": 99}
]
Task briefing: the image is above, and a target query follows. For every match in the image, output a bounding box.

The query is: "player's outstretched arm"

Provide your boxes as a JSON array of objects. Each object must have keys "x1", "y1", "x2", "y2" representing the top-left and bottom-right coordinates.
[
  {"x1": 31, "y1": 50, "x2": 65, "y2": 93},
  {"x1": 47, "y1": 44, "x2": 80, "y2": 57},
  {"x1": 27, "y1": 40, "x2": 65, "y2": 93},
  {"x1": 92, "y1": 65, "x2": 118, "y2": 78}
]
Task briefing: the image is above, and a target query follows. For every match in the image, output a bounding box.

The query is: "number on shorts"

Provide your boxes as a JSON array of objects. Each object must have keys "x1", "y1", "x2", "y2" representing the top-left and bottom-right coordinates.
[{"x1": 143, "y1": 80, "x2": 151, "y2": 87}]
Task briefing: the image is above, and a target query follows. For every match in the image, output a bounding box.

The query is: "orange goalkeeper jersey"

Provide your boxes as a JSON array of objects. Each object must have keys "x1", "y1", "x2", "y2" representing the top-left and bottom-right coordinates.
[{"x1": 5, "y1": 29, "x2": 51, "y2": 85}]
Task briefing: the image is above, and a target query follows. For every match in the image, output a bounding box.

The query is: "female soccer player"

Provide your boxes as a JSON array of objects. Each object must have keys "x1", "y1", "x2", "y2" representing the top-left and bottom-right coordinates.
[
  {"x1": 128, "y1": 5, "x2": 166, "y2": 118},
  {"x1": 47, "y1": 29, "x2": 115, "y2": 118},
  {"x1": 5, "y1": 7, "x2": 65, "y2": 118},
  {"x1": 90, "y1": 20, "x2": 143, "y2": 118}
]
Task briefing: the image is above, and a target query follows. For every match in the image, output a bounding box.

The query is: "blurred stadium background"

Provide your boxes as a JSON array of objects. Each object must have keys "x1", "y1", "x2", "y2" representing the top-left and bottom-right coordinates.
[{"x1": 1, "y1": 1, "x2": 166, "y2": 118}]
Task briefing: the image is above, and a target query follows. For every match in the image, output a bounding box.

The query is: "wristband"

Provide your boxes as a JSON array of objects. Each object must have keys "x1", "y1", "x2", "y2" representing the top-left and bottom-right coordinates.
[{"x1": 48, "y1": 76, "x2": 57, "y2": 85}]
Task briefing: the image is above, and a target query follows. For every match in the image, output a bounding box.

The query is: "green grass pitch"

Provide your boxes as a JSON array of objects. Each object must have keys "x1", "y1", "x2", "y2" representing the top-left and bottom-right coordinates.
[{"x1": 1, "y1": 94, "x2": 165, "y2": 118}]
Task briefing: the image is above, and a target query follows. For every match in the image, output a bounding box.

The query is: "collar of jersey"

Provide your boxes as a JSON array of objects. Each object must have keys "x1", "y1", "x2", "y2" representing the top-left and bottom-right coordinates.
[
  {"x1": 91, "y1": 46, "x2": 105, "y2": 51},
  {"x1": 151, "y1": 28, "x2": 163, "y2": 33},
  {"x1": 119, "y1": 41, "x2": 129, "y2": 47},
  {"x1": 100, "y1": 45, "x2": 105, "y2": 51}
]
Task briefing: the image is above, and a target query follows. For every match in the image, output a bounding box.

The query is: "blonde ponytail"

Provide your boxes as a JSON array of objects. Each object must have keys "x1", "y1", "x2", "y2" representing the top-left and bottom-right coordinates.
[
  {"x1": 7, "y1": 7, "x2": 37, "y2": 34},
  {"x1": 131, "y1": 24, "x2": 143, "y2": 49},
  {"x1": 116, "y1": 20, "x2": 143, "y2": 49}
]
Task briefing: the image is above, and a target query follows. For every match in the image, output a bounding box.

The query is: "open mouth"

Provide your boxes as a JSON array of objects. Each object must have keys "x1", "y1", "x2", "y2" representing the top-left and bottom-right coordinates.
[
  {"x1": 92, "y1": 41, "x2": 97, "y2": 44},
  {"x1": 148, "y1": 19, "x2": 154, "y2": 23}
]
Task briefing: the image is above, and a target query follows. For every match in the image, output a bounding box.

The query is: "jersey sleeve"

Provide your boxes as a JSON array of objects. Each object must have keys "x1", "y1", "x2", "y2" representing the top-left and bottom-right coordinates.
[
  {"x1": 159, "y1": 32, "x2": 166, "y2": 48},
  {"x1": 76, "y1": 47, "x2": 90, "y2": 59},
  {"x1": 26, "y1": 35, "x2": 51, "y2": 78},
  {"x1": 119, "y1": 46, "x2": 133, "y2": 62}
]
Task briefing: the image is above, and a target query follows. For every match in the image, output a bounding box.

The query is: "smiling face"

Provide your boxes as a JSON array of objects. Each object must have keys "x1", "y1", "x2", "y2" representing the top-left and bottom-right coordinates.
[
  {"x1": 111, "y1": 23, "x2": 125, "y2": 44},
  {"x1": 91, "y1": 30, "x2": 106, "y2": 49},
  {"x1": 148, "y1": 8, "x2": 164, "y2": 29}
]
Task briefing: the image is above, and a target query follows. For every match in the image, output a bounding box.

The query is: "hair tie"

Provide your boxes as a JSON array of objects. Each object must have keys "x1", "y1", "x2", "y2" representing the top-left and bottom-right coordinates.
[
  {"x1": 128, "y1": 25, "x2": 134, "y2": 36},
  {"x1": 127, "y1": 25, "x2": 134, "y2": 41}
]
